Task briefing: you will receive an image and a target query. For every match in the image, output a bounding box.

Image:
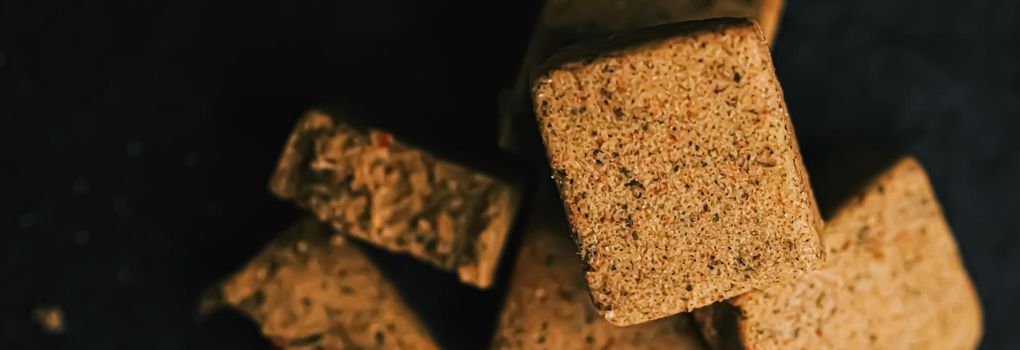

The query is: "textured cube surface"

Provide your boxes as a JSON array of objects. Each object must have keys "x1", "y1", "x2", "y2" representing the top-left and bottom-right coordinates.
[
  {"x1": 270, "y1": 110, "x2": 519, "y2": 288},
  {"x1": 491, "y1": 189, "x2": 706, "y2": 349},
  {"x1": 499, "y1": 0, "x2": 785, "y2": 159},
  {"x1": 697, "y1": 157, "x2": 983, "y2": 350},
  {"x1": 532, "y1": 18, "x2": 824, "y2": 325},
  {"x1": 202, "y1": 219, "x2": 439, "y2": 350}
]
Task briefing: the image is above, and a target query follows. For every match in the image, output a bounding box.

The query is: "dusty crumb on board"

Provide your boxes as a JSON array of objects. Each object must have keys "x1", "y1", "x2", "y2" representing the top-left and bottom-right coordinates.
[{"x1": 34, "y1": 306, "x2": 65, "y2": 334}]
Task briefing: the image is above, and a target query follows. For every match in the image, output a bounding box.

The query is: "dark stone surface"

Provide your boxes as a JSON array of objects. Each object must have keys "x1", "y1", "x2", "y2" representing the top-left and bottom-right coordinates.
[{"x1": 1, "y1": 0, "x2": 1017, "y2": 348}]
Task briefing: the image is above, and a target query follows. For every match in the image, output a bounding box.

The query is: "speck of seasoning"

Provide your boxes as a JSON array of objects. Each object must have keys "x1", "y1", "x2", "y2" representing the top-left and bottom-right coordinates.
[
  {"x1": 876, "y1": 184, "x2": 885, "y2": 193},
  {"x1": 537, "y1": 335, "x2": 546, "y2": 344},
  {"x1": 375, "y1": 331, "x2": 385, "y2": 344},
  {"x1": 126, "y1": 141, "x2": 143, "y2": 157},
  {"x1": 33, "y1": 306, "x2": 65, "y2": 334},
  {"x1": 620, "y1": 167, "x2": 630, "y2": 178},
  {"x1": 733, "y1": 72, "x2": 742, "y2": 82},
  {"x1": 370, "y1": 131, "x2": 393, "y2": 147},
  {"x1": 685, "y1": 284, "x2": 693, "y2": 292},
  {"x1": 625, "y1": 216, "x2": 633, "y2": 227},
  {"x1": 72, "y1": 177, "x2": 89, "y2": 195},
  {"x1": 341, "y1": 286, "x2": 354, "y2": 294},
  {"x1": 625, "y1": 179, "x2": 642, "y2": 187},
  {"x1": 673, "y1": 164, "x2": 680, "y2": 172},
  {"x1": 611, "y1": 151, "x2": 619, "y2": 158},
  {"x1": 631, "y1": 231, "x2": 638, "y2": 240},
  {"x1": 600, "y1": 87, "x2": 613, "y2": 99},
  {"x1": 613, "y1": 107, "x2": 624, "y2": 119},
  {"x1": 700, "y1": 160, "x2": 708, "y2": 167},
  {"x1": 713, "y1": 213, "x2": 720, "y2": 221},
  {"x1": 552, "y1": 168, "x2": 568, "y2": 184}
]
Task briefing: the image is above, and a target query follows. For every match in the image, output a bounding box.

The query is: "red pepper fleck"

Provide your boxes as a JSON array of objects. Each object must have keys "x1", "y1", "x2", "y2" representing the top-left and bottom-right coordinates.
[{"x1": 370, "y1": 131, "x2": 393, "y2": 147}]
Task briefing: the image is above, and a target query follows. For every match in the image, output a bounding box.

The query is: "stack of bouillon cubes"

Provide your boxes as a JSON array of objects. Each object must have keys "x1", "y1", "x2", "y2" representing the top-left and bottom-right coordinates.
[{"x1": 199, "y1": 1, "x2": 982, "y2": 349}]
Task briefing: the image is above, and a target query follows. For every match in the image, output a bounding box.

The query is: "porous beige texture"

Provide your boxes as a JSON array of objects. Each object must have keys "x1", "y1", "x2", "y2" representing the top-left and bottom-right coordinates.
[
  {"x1": 270, "y1": 110, "x2": 519, "y2": 288},
  {"x1": 532, "y1": 18, "x2": 824, "y2": 326},
  {"x1": 700, "y1": 157, "x2": 983, "y2": 350},
  {"x1": 499, "y1": 0, "x2": 785, "y2": 158},
  {"x1": 204, "y1": 219, "x2": 439, "y2": 350},
  {"x1": 491, "y1": 189, "x2": 706, "y2": 350}
]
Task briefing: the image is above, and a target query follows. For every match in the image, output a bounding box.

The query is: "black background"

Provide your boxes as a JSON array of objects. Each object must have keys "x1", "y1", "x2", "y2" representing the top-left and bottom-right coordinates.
[{"x1": 2, "y1": 0, "x2": 1018, "y2": 349}]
